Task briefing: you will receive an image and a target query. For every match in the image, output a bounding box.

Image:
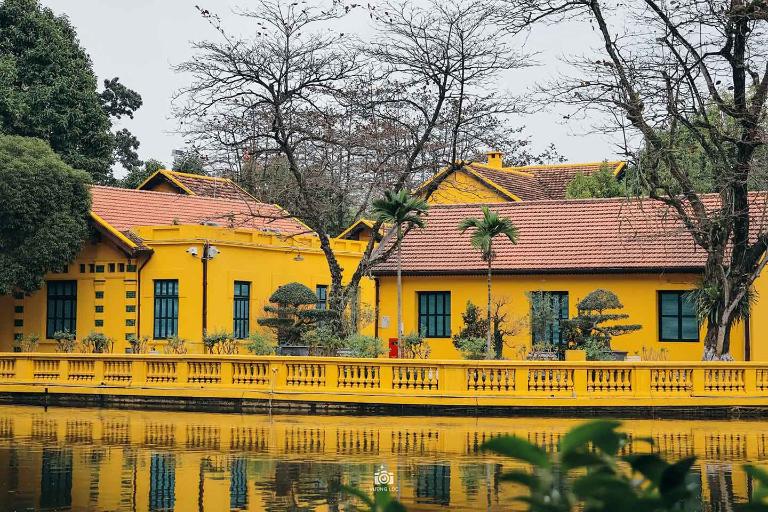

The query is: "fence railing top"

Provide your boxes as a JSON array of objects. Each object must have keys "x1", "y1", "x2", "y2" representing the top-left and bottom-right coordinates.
[{"x1": 0, "y1": 352, "x2": 763, "y2": 367}]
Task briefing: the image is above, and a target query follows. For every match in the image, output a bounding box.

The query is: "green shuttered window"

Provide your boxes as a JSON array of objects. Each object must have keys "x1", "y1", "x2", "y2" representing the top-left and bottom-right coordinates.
[
  {"x1": 153, "y1": 280, "x2": 179, "y2": 339},
  {"x1": 418, "y1": 292, "x2": 451, "y2": 338},
  {"x1": 46, "y1": 281, "x2": 77, "y2": 338},
  {"x1": 233, "y1": 281, "x2": 250, "y2": 339},
  {"x1": 659, "y1": 291, "x2": 699, "y2": 341}
]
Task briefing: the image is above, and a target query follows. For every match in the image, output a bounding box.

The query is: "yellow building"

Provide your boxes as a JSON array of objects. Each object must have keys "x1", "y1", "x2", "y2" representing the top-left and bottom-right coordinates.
[
  {"x1": 415, "y1": 152, "x2": 626, "y2": 204},
  {"x1": 371, "y1": 197, "x2": 766, "y2": 361},
  {"x1": 0, "y1": 173, "x2": 374, "y2": 353}
]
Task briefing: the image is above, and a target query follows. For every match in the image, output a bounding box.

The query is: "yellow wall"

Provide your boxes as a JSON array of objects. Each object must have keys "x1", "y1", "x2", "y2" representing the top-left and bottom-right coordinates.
[
  {"x1": 133, "y1": 225, "x2": 374, "y2": 353},
  {"x1": 145, "y1": 180, "x2": 182, "y2": 194},
  {"x1": 376, "y1": 273, "x2": 749, "y2": 361},
  {"x1": 1, "y1": 224, "x2": 373, "y2": 353},
  {"x1": 426, "y1": 170, "x2": 510, "y2": 205},
  {"x1": 750, "y1": 272, "x2": 768, "y2": 361},
  {"x1": 1, "y1": 236, "x2": 136, "y2": 352}
]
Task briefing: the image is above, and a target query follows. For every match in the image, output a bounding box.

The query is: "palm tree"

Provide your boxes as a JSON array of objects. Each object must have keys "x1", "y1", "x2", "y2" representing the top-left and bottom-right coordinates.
[
  {"x1": 372, "y1": 190, "x2": 429, "y2": 357},
  {"x1": 459, "y1": 206, "x2": 518, "y2": 358}
]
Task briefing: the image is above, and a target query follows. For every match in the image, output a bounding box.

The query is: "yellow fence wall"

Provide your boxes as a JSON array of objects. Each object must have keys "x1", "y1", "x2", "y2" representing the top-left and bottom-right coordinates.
[
  {"x1": 375, "y1": 273, "x2": 749, "y2": 361},
  {"x1": 1, "y1": 353, "x2": 768, "y2": 408}
]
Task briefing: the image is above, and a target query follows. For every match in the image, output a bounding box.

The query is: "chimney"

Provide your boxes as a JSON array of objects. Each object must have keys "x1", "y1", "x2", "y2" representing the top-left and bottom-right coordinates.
[{"x1": 486, "y1": 151, "x2": 503, "y2": 169}]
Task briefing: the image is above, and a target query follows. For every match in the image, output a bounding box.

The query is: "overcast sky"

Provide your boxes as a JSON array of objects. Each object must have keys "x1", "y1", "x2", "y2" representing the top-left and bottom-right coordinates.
[{"x1": 41, "y1": 0, "x2": 618, "y2": 176}]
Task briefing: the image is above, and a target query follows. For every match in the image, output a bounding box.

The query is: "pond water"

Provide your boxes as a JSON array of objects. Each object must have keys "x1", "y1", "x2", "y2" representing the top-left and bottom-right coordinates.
[{"x1": 0, "y1": 404, "x2": 763, "y2": 511}]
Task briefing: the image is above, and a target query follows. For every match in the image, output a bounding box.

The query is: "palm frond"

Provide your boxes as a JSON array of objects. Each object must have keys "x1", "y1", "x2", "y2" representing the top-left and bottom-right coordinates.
[
  {"x1": 371, "y1": 190, "x2": 429, "y2": 230},
  {"x1": 458, "y1": 206, "x2": 519, "y2": 259}
]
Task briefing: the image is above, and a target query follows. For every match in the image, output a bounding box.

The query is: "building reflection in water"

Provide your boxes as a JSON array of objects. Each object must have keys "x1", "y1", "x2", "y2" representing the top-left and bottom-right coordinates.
[{"x1": 0, "y1": 405, "x2": 764, "y2": 511}]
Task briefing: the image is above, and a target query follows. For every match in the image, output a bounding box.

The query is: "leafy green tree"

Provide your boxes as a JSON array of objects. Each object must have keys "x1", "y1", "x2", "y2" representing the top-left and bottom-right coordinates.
[
  {"x1": 0, "y1": 135, "x2": 90, "y2": 295},
  {"x1": 565, "y1": 163, "x2": 625, "y2": 199},
  {"x1": 562, "y1": 289, "x2": 641, "y2": 360},
  {"x1": 172, "y1": 150, "x2": 207, "y2": 174},
  {"x1": 372, "y1": 190, "x2": 429, "y2": 357},
  {"x1": 627, "y1": 105, "x2": 768, "y2": 196},
  {"x1": 454, "y1": 300, "x2": 491, "y2": 358},
  {"x1": 459, "y1": 206, "x2": 518, "y2": 357},
  {"x1": 0, "y1": 0, "x2": 143, "y2": 182},
  {"x1": 120, "y1": 158, "x2": 165, "y2": 189}
]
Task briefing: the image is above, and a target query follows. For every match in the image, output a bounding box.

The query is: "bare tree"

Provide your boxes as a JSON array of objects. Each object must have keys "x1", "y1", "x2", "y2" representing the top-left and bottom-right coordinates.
[
  {"x1": 506, "y1": 0, "x2": 768, "y2": 359},
  {"x1": 176, "y1": 0, "x2": 530, "y2": 335}
]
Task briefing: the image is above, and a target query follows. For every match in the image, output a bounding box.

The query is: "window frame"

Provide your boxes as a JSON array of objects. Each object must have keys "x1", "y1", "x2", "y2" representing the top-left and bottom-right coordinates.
[
  {"x1": 316, "y1": 285, "x2": 328, "y2": 311},
  {"x1": 417, "y1": 291, "x2": 452, "y2": 338},
  {"x1": 658, "y1": 290, "x2": 700, "y2": 342},
  {"x1": 153, "y1": 280, "x2": 179, "y2": 339},
  {"x1": 233, "y1": 281, "x2": 251, "y2": 339},
  {"x1": 530, "y1": 291, "x2": 569, "y2": 345},
  {"x1": 46, "y1": 280, "x2": 78, "y2": 339}
]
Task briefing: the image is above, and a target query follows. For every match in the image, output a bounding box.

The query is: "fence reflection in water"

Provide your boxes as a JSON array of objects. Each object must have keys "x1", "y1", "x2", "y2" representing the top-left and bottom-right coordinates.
[{"x1": 0, "y1": 405, "x2": 765, "y2": 511}]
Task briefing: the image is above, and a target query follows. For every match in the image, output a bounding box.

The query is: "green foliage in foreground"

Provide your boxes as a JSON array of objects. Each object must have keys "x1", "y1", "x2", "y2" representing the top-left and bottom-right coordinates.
[
  {"x1": 482, "y1": 420, "x2": 699, "y2": 511},
  {"x1": 342, "y1": 420, "x2": 768, "y2": 511}
]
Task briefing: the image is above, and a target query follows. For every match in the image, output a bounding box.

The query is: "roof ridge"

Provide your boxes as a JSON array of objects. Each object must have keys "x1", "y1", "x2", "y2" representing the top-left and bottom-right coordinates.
[
  {"x1": 470, "y1": 162, "x2": 536, "y2": 178},
  {"x1": 90, "y1": 185, "x2": 274, "y2": 207},
  {"x1": 162, "y1": 169, "x2": 232, "y2": 182},
  {"x1": 422, "y1": 191, "x2": 768, "y2": 209},
  {"x1": 504, "y1": 160, "x2": 625, "y2": 172},
  {"x1": 423, "y1": 196, "x2": 636, "y2": 209}
]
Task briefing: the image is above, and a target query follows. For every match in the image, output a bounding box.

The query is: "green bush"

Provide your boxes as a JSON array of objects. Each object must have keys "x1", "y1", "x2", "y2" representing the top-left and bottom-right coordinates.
[
  {"x1": 17, "y1": 333, "x2": 39, "y2": 352},
  {"x1": 246, "y1": 332, "x2": 277, "y2": 356},
  {"x1": 452, "y1": 301, "x2": 488, "y2": 348},
  {"x1": 302, "y1": 325, "x2": 343, "y2": 356},
  {"x1": 342, "y1": 334, "x2": 384, "y2": 358},
  {"x1": 583, "y1": 337, "x2": 614, "y2": 361},
  {"x1": 203, "y1": 330, "x2": 239, "y2": 354},
  {"x1": 0, "y1": 136, "x2": 91, "y2": 296},
  {"x1": 80, "y1": 331, "x2": 113, "y2": 353},
  {"x1": 401, "y1": 332, "x2": 430, "y2": 358},
  {"x1": 52, "y1": 330, "x2": 77, "y2": 353},
  {"x1": 127, "y1": 335, "x2": 149, "y2": 354},
  {"x1": 455, "y1": 337, "x2": 487, "y2": 360},
  {"x1": 163, "y1": 336, "x2": 188, "y2": 354}
]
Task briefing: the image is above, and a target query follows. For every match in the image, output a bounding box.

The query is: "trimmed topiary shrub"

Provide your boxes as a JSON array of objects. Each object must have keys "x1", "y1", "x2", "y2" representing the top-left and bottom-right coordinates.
[{"x1": 258, "y1": 282, "x2": 335, "y2": 347}]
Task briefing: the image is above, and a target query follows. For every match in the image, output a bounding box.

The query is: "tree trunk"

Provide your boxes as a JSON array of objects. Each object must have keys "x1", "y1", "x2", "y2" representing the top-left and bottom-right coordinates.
[
  {"x1": 396, "y1": 225, "x2": 403, "y2": 358},
  {"x1": 486, "y1": 249, "x2": 493, "y2": 358},
  {"x1": 702, "y1": 294, "x2": 737, "y2": 361}
]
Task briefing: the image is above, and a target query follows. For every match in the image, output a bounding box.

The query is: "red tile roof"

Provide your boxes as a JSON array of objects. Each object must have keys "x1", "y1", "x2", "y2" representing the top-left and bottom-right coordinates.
[
  {"x1": 471, "y1": 161, "x2": 625, "y2": 201},
  {"x1": 525, "y1": 162, "x2": 625, "y2": 199},
  {"x1": 371, "y1": 195, "x2": 768, "y2": 275},
  {"x1": 90, "y1": 186, "x2": 309, "y2": 239},
  {"x1": 138, "y1": 170, "x2": 253, "y2": 200}
]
